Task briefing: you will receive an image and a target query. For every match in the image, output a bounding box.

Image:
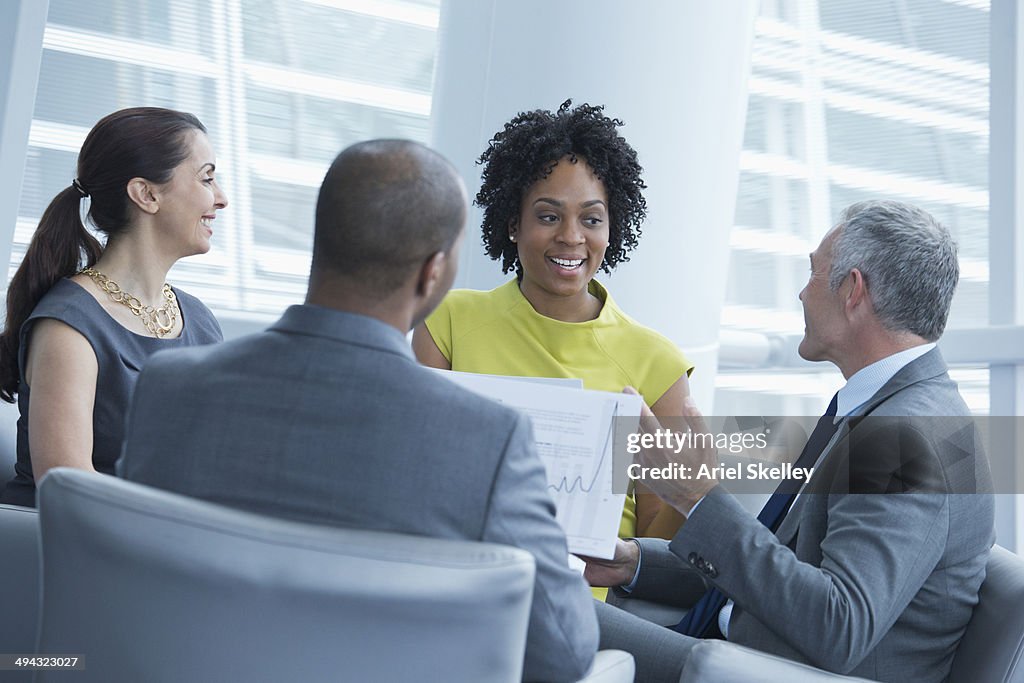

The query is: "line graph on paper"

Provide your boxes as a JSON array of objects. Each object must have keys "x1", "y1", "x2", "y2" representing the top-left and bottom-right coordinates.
[
  {"x1": 435, "y1": 369, "x2": 640, "y2": 558},
  {"x1": 520, "y1": 400, "x2": 627, "y2": 558}
]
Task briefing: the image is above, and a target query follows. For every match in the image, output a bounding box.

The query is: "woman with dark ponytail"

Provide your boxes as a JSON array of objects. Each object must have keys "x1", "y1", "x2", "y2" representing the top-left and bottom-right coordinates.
[{"x1": 0, "y1": 107, "x2": 227, "y2": 506}]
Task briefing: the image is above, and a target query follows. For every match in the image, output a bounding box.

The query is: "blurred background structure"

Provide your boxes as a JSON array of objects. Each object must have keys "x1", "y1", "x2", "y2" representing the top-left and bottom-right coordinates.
[{"x1": 0, "y1": 0, "x2": 1020, "y2": 547}]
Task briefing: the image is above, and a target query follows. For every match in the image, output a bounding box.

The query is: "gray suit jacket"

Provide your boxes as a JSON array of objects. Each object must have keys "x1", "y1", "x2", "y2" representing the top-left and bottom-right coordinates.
[
  {"x1": 626, "y1": 348, "x2": 994, "y2": 682},
  {"x1": 119, "y1": 305, "x2": 598, "y2": 682}
]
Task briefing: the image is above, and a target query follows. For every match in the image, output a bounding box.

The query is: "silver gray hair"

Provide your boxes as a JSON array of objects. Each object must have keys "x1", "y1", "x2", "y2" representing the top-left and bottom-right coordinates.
[{"x1": 829, "y1": 200, "x2": 958, "y2": 341}]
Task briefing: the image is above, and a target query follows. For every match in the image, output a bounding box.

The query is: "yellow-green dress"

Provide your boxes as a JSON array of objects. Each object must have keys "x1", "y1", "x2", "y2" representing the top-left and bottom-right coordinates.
[{"x1": 425, "y1": 278, "x2": 693, "y2": 599}]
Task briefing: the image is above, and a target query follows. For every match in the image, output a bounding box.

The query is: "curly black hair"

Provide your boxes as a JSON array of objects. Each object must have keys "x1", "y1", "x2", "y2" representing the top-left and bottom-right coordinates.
[{"x1": 476, "y1": 99, "x2": 647, "y2": 275}]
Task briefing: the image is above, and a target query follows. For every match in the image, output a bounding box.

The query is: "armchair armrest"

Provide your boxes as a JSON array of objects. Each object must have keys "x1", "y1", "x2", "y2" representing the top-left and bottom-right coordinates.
[
  {"x1": 577, "y1": 650, "x2": 635, "y2": 683},
  {"x1": 682, "y1": 641, "x2": 876, "y2": 683}
]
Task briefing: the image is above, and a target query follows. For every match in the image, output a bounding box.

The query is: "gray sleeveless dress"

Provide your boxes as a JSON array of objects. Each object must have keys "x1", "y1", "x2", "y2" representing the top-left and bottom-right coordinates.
[{"x1": 0, "y1": 278, "x2": 222, "y2": 507}]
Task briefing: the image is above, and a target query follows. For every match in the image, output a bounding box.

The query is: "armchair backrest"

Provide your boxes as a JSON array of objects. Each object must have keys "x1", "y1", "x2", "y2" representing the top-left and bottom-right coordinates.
[
  {"x1": 36, "y1": 468, "x2": 536, "y2": 683},
  {"x1": 949, "y1": 544, "x2": 1024, "y2": 683}
]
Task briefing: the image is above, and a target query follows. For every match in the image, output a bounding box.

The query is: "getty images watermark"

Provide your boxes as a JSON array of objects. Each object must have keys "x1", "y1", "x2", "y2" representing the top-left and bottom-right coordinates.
[
  {"x1": 624, "y1": 427, "x2": 813, "y2": 483},
  {"x1": 611, "y1": 415, "x2": 1005, "y2": 496}
]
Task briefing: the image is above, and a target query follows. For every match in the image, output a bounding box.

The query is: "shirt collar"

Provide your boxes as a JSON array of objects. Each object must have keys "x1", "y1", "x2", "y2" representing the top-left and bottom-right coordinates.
[
  {"x1": 836, "y1": 342, "x2": 936, "y2": 418},
  {"x1": 270, "y1": 304, "x2": 414, "y2": 361}
]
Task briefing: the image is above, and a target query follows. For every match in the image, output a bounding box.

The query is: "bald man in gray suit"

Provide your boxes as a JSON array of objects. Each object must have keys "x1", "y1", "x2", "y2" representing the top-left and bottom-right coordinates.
[
  {"x1": 585, "y1": 200, "x2": 994, "y2": 683},
  {"x1": 119, "y1": 140, "x2": 598, "y2": 682}
]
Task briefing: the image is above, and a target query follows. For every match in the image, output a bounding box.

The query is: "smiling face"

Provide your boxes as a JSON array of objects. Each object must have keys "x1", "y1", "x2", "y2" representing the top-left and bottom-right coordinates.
[
  {"x1": 154, "y1": 130, "x2": 228, "y2": 257},
  {"x1": 511, "y1": 157, "x2": 609, "y2": 315}
]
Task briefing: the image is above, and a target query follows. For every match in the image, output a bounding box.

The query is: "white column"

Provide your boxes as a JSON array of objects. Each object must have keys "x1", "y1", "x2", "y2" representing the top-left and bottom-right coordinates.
[
  {"x1": 0, "y1": 0, "x2": 48, "y2": 281},
  {"x1": 430, "y1": 0, "x2": 758, "y2": 407},
  {"x1": 989, "y1": 0, "x2": 1024, "y2": 552}
]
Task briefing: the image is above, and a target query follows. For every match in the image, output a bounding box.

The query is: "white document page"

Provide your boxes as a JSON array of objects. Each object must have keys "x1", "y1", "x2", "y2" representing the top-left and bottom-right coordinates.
[{"x1": 439, "y1": 370, "x2": 640, "y2": 559}]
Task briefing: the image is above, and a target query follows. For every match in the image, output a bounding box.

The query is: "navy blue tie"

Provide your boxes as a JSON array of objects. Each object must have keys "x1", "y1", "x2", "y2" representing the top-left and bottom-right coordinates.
[{"x1": 672, "y1": 394, "x2": 840, "y2": 637}]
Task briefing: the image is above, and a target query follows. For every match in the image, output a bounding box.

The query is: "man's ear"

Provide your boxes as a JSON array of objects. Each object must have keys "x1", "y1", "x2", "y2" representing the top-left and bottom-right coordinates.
[
  {"x1": 844, "y1": 268, "x2": 869, "y2": 315},
  {"x1": 416, "y1": 250, "x2": 447, "y2": 299},
  {"x1": 126, "y1": 178, "x2": 160, "y2": 215}
]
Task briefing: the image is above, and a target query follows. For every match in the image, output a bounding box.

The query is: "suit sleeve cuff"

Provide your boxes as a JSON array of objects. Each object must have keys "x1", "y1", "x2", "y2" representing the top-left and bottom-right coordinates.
[
  {"x1": 686, "y1": 495, "x2": 705, "y2": 519},
  {"x1": 620, "y1": 539, "x2": 643, "y2": 593}
]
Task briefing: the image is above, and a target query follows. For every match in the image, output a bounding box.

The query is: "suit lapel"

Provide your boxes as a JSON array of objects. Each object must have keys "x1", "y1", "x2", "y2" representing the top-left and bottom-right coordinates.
[
  {"x1": 771, "y1": 348, "x2": 949, "y2": 546},
  {"x1": 773, "y1": 419, "x2": 850, "y2": 545}
]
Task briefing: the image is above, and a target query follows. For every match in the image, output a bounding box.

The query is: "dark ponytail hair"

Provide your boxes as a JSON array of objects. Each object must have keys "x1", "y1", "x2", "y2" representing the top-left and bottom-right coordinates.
[{"x1": 0, "y1": 107, "x2": 207, "y2": 402}]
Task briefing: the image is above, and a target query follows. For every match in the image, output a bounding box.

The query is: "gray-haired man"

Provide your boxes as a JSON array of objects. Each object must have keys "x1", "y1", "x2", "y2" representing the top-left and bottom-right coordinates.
[{"x1": 586, "y1": 200, "x2": 994, "y2": 683}]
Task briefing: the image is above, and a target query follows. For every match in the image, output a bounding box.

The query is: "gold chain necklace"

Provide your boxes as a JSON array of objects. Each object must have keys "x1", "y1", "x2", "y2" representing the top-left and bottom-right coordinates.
[{"x1": 80, "y1": 267, "x2": 180, "y2": 338}]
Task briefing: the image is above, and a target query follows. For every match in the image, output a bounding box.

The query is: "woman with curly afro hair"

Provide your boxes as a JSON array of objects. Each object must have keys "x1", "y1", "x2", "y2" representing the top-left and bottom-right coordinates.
[{"x1": 413, "y1": 100, "x2": 694, "y2": 563}]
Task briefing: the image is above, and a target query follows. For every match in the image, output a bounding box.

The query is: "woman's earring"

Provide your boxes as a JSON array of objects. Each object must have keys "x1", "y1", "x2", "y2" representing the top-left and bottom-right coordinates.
[{"x1": 509, "y1": 234, "x2": 517, "y2": 242}]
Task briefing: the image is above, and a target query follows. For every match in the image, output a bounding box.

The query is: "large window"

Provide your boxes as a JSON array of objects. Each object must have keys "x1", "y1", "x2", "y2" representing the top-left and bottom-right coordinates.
[
  {"x1": 14, "y1": 0, "x2": 441, "y2": 315},
  {"x1": 14, "y1": 0, "x2": 996, "y2": 415},
  {"x1": 718, "y1": 0, "x2": 991, "y2": 415}
]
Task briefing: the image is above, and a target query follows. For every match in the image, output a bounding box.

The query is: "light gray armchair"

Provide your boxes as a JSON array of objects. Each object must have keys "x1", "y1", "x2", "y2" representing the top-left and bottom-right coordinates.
[
  {"x1": 947, "y1": 545, "x2": 1024, "y2": 683},
  {"x1": 36, "y1": 468, "x2": 537, "y2": 683},
  {"x1": 35, "y1": 469, "x2": 633, "y2": 683},
  {"x1": 679, "y1": 545, "x2": 1024, "y2": 682},
  {"x1": 0, "y1": 503, "x2": 38, "y2": 683},
  {"x1": 614, "y1": 544, "x2": 1024, "y2": 683},
  {"x1": 0, "y1": 398, "x2": 19, "y2": 484}
]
